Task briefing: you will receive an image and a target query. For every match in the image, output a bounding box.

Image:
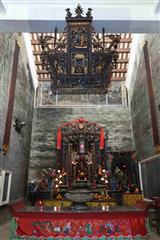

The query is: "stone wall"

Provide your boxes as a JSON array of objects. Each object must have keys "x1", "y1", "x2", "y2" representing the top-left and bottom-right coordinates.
[
  {"x1": 29, "y1": 106, "x2": 133, "y2": 181},
  {"x1": 0, "y1": 33, "x2": 35, "y2": 201},
  {"x1": 37, "y1": 81, "x2": 128, "y2": 107},
  {"x1": 129, "y1": 34, "x2": 160, "y2": 159}
]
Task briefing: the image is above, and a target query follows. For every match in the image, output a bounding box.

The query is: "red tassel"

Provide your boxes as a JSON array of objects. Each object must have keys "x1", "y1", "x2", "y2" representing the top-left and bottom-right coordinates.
[
  {"x1": 100, "y1": 128, "x2": 104, "y2": 150},
  {"x1": 57, "y1": 128, "x2": 62, "y2": 149}
]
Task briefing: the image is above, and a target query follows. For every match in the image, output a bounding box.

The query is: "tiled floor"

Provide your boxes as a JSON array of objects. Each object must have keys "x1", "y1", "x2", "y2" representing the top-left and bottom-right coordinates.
[
  {"x1": 150, "y1": 231, "x2": 160, "y2": 240},
  {"x1": 0, "y1": 205, "x2": 160, "y2": 240},
  {"x1": 0, "y1": 206, "x2": 11, "y2": 240}
]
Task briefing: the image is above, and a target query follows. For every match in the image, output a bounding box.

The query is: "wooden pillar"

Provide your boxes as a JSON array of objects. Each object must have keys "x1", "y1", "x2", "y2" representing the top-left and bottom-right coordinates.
[
  {"x1": 143, "y1": 41, "x2": 160, "y2": 152},
  {"x1": 2, "y1": 39, "x2": 20, "y2": 154}
]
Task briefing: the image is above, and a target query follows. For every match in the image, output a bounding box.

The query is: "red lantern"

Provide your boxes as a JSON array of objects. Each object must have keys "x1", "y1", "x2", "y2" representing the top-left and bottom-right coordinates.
[
  {"x1": 100, "y1": 128, "x2": 104, "y2": 150},
  {"x1": 57, "y1": 128, "x2": 62, "y2": 149}
]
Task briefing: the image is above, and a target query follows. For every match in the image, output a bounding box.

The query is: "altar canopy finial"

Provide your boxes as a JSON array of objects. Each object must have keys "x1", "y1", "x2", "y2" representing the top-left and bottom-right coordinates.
[
  {"x1": 75, "y1": 4, "x2": 83, "y2": 17},
  {"x1": 66, "y1": 8, "x2": 72, "y2": 18}
]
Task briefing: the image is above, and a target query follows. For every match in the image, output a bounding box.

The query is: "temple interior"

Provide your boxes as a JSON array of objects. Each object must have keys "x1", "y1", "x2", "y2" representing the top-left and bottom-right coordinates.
[{"x1": 0, "y1": 1, "x2": 160, "y2": 239}]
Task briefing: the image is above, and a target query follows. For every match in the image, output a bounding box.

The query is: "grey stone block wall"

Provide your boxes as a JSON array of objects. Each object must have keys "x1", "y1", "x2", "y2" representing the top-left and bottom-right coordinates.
[
  {"x1": 29, "y1": 106, "x2": 133, "y2": 181},
  {"x1": 0, "y1": 33, "x2": 35, "y2": 201},
  {"x1": 130, "y1": 34, "x2": 160, "y2": 159},
  {"x1": 37, "y1": 80, "x2": 128, "y2": 107}
]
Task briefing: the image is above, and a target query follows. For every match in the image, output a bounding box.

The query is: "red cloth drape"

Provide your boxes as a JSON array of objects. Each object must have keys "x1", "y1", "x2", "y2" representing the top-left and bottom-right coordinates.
[
  {"x1": 100, "y1": 128, "x2": 104, "y2": 150},
  {"x1": 14, "y1": 212, "x2": 148, "y2": 239},
  {"x1": 57, "y1": 128, "x2": 62, "y2": 149},
  {"x1": 11, "y1": 201, "x2": 148, "y2": 239}
]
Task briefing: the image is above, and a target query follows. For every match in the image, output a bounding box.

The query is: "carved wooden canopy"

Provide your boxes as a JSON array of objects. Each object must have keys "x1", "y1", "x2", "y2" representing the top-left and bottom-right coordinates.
[
  {"x1": 38, "y1": 5, "x2": 121, "y2": 94},
  {"x1": 56, "y1": 118, "x2": 106, "y2": 179}
]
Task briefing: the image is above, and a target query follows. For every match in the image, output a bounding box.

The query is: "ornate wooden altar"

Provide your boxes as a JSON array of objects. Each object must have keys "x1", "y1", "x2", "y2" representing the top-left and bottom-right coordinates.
[{"x1": 56, "y1": 118, "x2": 106, "y2": 181}]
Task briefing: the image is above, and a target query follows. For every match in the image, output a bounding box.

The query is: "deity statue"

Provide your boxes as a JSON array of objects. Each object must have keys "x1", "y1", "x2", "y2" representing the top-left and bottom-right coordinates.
[{"x1": 72, "y1": 154, "x2": 89, "y2": 180}]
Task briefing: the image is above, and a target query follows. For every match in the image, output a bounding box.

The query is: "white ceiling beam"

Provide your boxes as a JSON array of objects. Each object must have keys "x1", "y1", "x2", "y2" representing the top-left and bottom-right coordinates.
[{"x1": 1, "y1": 1, "x2": 160, "y2": 32}]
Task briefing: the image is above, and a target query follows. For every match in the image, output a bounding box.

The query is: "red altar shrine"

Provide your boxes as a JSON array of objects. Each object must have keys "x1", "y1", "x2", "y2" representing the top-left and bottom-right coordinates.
[{"x1": 13, "y1": 118, "x2": 146, "y2": 239}]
